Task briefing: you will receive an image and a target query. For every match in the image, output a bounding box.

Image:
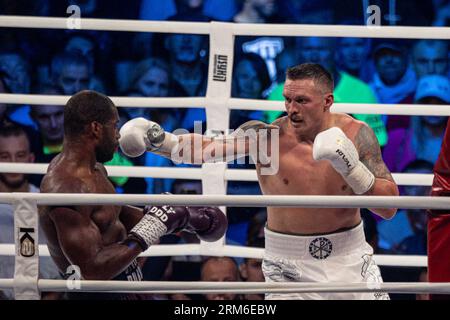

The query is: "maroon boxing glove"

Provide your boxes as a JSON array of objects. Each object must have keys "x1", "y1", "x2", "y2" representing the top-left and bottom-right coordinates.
[
  {"x1": 185, "y1": 207, "x2": 228, "y2": 242},
  {"x1": 129, "y1": 205, "x2": 190, "y2": 250}
]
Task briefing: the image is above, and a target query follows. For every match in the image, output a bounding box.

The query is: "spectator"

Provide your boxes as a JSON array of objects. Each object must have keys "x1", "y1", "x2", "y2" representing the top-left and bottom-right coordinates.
[
  {"x1": 233, "y1": 0, "x2": 280, "y2": 23},
  {"x1": 165, "y1": 14, "x2": 209, "y2": 97},
  {"x1": 383, "y1": 75, "x2": 450, "y2": 172},
  {"x1": 126, "y1": 56, "x2": 185, "y2": 194},
  {"x1": 201, "y1": 257, "x2": 241, "y2": 300},
  {"x1": 230, "y1": 53, "x2": 271, "y2": 129},
  {"x1": 336, "y1": 37, "x2": 375, "y2": 83},
  {"x1": 50, "y1": 52, "x2": 91, "y2": 95},
  {"x1": 412, "y1": 40, "x2": 449, "y2": 78},
  {"x1": 370, "y1": 40, "x2": 417, "y2": 104},
  {"x1": 29, "y1": 86, "x2": 65, "y2": 164},
  {"x1": 64, "y1": 34, "x2": 96, "y2": 75},
  {"x1": 0, "y1": 52, "x2": 30, "y2": 94},
  {"x1": 164, "y1": 13, "x2": 209, "y2": 131},
  {"x1": 132, "y1": 58, "x2": 170, "y2": 98},
  {"x1": 0, "y1": 51, "x2": 34, "y2": 127},
  {"x1": 378, "y1": 160, "x2": 433, "y2": 252},
  {"x1": 64, "y1": 32, "x2": 110, "y2": 93},
  {"x1": 0, "y1": 123, "x2": 61, "y2": 299},
  {"x1": 267, "y1": 37, "x2": 387, "y2": 146}
]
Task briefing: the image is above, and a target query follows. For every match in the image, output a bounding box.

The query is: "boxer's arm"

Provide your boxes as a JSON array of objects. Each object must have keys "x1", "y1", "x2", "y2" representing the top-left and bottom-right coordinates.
[
  {"x1": 47, "y1": 180, "x2": 142, "y2": 280},
  {"x1": 49, "y1": 206, "x2": 142, "y2": 280},
  {"x1": 119, "y1": 205, "x2": 144, "y2": 232},
  {"x1": 356, "y1": 123, "x2": 399, "y2": 219}
]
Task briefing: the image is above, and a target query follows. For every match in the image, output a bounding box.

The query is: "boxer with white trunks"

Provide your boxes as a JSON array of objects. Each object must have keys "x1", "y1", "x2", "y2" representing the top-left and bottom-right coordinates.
[{"x1": 119, "y1": 63, "x2": 399, "y2": 300}]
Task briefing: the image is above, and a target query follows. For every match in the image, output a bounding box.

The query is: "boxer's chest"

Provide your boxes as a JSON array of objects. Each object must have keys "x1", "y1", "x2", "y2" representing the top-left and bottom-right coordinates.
[
  {"x1": 88, "y1": 170, "x2": 125, "y2": 240},
  {"x1": 258, "y1": 136, "x2": 350, "y2": 195}
]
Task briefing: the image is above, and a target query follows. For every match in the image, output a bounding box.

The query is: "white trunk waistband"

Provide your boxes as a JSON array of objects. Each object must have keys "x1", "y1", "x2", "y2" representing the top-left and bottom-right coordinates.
[{"x1": 264, "y1": 222, "x2": 367, "y2": 260}]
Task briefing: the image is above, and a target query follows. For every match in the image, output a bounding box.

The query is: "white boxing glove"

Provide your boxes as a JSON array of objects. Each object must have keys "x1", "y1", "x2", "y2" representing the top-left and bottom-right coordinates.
[
  {"x1": 119, "y1": 117, "x2": 179, "y2": 158},
  {"x1": 313, "y1": 127, "x2": 375, "y2": 194}
]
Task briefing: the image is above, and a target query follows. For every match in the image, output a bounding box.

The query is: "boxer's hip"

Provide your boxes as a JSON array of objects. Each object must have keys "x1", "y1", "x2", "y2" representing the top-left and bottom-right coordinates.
[
  {"x1": 264, "y1": 221, "x2": 366, "y2": 260},
  {"x1": 63, "y1": 259, "x2": 147, "y2": 300},
  {"x1": 262, "y1": 222, "x2": 388, "y2": 300}
]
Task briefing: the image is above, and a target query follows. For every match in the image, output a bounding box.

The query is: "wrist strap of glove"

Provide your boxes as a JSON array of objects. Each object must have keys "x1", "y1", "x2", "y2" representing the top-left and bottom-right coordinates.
[
  {"x1": 150, "y1": 132, "x2": 179, "y2": 155},
  {"x1": 129, "y1": 215, "x2": 168, "y2": 250},
  {"x1": 345, "y1": 161, "x2": 375, "y2": 194}
]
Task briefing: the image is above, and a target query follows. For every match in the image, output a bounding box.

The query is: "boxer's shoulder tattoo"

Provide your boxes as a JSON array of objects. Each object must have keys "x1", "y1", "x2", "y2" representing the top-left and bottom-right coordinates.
[{"x1": 355, "y1": 124, "x2": 393, "y2": 181}]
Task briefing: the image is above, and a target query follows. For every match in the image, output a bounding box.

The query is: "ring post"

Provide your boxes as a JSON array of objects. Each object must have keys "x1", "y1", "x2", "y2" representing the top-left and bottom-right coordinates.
[{"x1": 13, "y1": 196, "x2": 40, "y2": 299}]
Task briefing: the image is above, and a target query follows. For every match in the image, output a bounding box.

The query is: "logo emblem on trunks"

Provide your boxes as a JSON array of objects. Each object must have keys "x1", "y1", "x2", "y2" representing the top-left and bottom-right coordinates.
[{"x1": 309, "y1": 237, "x2": 333, "y2": 259}]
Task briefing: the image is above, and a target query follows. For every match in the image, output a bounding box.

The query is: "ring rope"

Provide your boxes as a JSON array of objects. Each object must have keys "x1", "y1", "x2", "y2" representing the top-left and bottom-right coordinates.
[
  {"x1": 2, "y1": 94, "x2": 450, "y2": 116},
  {"x1": 0, "y1": 163, "x2": 433, "y2": 185},
  {"x1": 0, "y1": 16, "x2": 449, "y2": 39},
  {"x1": 0, "y1": 244, "x2": 426, "y2": 267},
  {"x1": 0, "y1": 193, "x2": 447, "y2": 209},
  {"x1": 0, "y1": 279, "x2": 448, "y2": 295}
]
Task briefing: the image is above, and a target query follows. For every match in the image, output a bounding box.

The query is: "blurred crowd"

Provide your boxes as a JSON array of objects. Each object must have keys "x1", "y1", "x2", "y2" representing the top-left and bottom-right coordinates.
[{"x1": 1, "y1": 0, "x2": 449, "y2": 300}]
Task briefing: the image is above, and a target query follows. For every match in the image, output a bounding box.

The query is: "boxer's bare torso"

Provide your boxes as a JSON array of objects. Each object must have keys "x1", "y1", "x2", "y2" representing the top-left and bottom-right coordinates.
[
  {"x1": 39, "y1": 153, "x2": 130, "y2": 275},
  {"x1": 258, "y1": 114, "x2": 371, "y2": 235}
]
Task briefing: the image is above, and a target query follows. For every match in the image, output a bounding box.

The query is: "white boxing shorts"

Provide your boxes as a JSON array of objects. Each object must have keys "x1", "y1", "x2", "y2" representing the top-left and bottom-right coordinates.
[{"x1": 262, "y1": 221, "x2": 389, "y2": 300}]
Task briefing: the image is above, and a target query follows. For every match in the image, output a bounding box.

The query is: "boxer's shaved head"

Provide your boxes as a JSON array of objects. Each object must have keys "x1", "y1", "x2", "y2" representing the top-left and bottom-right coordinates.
[
  {"x1": 64, "y1": 90, "x2": 116, "y2": 137},
  {"x1": 286, "y1": 63, "x2": 334, "y2": 94}
]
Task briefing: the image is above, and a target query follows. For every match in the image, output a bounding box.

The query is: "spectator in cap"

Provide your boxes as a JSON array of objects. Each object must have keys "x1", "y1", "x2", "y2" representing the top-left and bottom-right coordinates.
[
  {"x1": 383, "y1": 75, "x2": 450, "y2": 173},
  {"x1": 370, "y1": 40, "x2": 417, "y2": 104}
]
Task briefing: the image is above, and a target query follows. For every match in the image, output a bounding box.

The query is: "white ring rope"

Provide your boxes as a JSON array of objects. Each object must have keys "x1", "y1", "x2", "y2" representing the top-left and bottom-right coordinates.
[
  {"x1": 229, "y1": 99, "x2": 450, "y2": 116},
  {"x1": 2, "y1": 94, "x2": 450, "y2": 116},
  {"x1": 0, "y1": 16, "x2": 449, "y2": 39},
  {"x1": 0, "y1": 279, "x2": 447, "y2": 295},
  {"x1": 0, "y1": 94, "x2": 206, "y2": 108},
  {"x1": 0, "y1": 244, "x2": 427, "y2": 267},
  {"x1": 0, "y1": 163, "x2": 433, "y2": 185},
  {"x1": 0, "y1": 193, "x2": 447, "y2": 209}
]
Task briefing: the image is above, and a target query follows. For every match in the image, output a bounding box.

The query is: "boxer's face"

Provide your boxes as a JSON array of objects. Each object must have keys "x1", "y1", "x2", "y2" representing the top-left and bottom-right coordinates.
[
  {"x1": 95, "y1": 110, "x2": 120, "y2": 163},
  {"x1": 283, "y1": 78, "x2": 332, "y2": 137}
]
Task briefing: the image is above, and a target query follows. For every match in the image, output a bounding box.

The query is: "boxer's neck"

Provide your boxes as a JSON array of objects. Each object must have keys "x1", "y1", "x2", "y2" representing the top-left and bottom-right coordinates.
[{"x1": 62, "y1": 139, "x2": 97, "y2": 170}]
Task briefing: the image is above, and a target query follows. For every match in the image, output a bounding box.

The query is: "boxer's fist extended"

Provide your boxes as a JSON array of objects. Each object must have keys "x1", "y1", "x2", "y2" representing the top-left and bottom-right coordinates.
[
  {"x1": 185, "y1": 207, "x2": 228, "y2": 242},
  {"x1": 119, "y1": 117, "x2": 179, "y2": 158},
  {"x1": 129, "y1": 204, "x2": 190, "y2": 250},
  {"x1": 313, "y1": 127, "x2": 375, "y2": 194}
]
